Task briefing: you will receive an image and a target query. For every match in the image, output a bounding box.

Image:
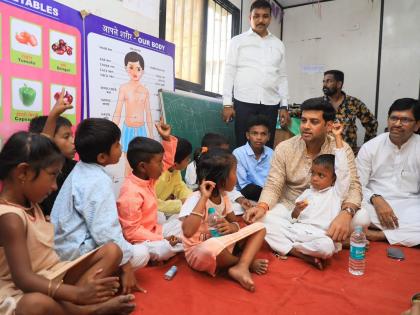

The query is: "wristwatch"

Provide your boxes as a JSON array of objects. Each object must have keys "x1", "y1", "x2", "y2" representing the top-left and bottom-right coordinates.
[
  {"x1": 370, "y1": 194, "x2": 382, "y2": 204},
  {"x1": 223, "y1": 104, "x2": 233, "y2": 108},
  {"x1": 341, "y1": 207, "x2": 356, "y2": 217}
]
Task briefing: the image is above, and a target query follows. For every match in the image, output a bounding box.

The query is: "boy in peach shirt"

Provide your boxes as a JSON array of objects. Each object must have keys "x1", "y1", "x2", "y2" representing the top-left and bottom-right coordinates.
[{"x1": 117, "y1": 118, "x2": 183, "y2": 262}]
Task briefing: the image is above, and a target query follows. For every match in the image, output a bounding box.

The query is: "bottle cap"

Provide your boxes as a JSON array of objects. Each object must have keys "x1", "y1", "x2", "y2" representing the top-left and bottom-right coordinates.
[
  {"x1": 208, "y1": 207, "x2": 216, "y2": 214},
  {"x1": 354, "y1": 226, "x2": 363, "y2": 233}
]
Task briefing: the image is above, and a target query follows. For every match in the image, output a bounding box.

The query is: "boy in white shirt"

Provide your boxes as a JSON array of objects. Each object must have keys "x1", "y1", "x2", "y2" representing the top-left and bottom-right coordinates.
[{"x1": 265, "y1": 122, "x2": 349, "y2": 269}]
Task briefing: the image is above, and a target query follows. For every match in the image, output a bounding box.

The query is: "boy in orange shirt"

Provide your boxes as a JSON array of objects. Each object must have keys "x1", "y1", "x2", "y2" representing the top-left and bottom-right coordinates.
[{"x1": 117, "y1": 118, "x2": 183, "y2": 262}]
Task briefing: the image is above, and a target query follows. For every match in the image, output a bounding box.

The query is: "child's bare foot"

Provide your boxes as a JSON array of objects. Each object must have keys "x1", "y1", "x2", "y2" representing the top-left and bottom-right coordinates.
[
  {"x1": 92, "y1": 294, "x2": 136, "y2": 315},
  {"x1": 289, "y1": 248, "x2": 325, "y2": 270},
  {"x1": 307, "y1": 257, "x2": 325, "y2": 270},
  {"x1": 228, "y1": 265, "x2": 255, "y2": 292},
  {"x1": 250, "y1": 259, "x2": 269, "y2": 275}
]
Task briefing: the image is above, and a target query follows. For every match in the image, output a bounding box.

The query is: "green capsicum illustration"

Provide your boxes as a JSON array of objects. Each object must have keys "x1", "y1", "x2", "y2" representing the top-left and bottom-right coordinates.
[{"x1": 19, "y1": 84, "x2": 36, "y2": 106}]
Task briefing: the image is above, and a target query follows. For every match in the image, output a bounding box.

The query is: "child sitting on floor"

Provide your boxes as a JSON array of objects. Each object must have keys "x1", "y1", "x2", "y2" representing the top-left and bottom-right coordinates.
[
  {"x1": 233, "y1": 114, "x2": 274, "y2": 202},
  {"x1": 117, "y1": 118, "x2": 183, "y2": 262},
  {"x1": 0, "y1": 131, "x2": 135, "y2": 315},
  {"x1": 180, "y1": 148, "x2": 268, "y2": 292},
  {"x1": 28, "y1": 88, "x2": 75, "y2": 216},
  {"x1": 265, "y1": 122, "x2": 350, "y2": 270},
  {"x1": 51, "y1": 118, "x2": 149, "y2": 294},
  {"x1": 155, "y1": 136, "x2": 193, "y2": 216},
  {"x1": 185, "y1": 133, "x2": 252, "y2": 215}
]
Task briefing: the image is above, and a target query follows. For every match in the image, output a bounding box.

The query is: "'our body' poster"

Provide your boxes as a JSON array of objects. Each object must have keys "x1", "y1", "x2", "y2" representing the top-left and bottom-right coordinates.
[
  {"x1": 84, "y1": 14, "x2": 175, "y2": 185},
  {"x1": 0, "y1": 0, "x2": 83, "y2": 146}
]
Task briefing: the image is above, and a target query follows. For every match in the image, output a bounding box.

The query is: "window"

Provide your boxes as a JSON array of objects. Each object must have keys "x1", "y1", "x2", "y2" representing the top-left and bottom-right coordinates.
[{"x1": 160, "y1": 0, "x2": 240, "y2": 95}]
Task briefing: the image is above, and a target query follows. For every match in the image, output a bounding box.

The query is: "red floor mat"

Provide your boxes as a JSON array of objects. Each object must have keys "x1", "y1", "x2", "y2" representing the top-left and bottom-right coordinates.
[{"x1": 132, "y1": 242, "x2": 419, "y2": 315}]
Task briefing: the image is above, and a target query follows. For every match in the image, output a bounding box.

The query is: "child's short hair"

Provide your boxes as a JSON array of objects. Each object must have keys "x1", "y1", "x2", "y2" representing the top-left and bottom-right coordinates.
[
  {"x1": 75, "y1": 118, "x2": 121, "y2": 163},
  {"x1": 124, "y1": 51, "x2": 145, "y2": 70},
  {"x1": 246, "y1": 114, "x2": 270, "y2": 132},
  {"x1": 312, "y1": 154, "x2": 335, "y2": 173},
  {"x1": 175, "y1": 137, "x2": 192, "y2": 164},
  {"x1": 0, "y1": 131, "x2": 64, "y2": 180},
  {"x1": 127, "y1": 136, "x2": 164, "y2": 169},
  {"x1": 196, "y1": 148, "x2": 236, "y2": 191},
  {"x1": 29, "y1": 115, "x2": 72, "y2": 135}
]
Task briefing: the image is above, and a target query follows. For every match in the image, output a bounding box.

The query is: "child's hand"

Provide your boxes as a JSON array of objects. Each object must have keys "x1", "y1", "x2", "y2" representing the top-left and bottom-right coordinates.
[
  {"x1": 77, "y1": 270, "x2": 120, "y2": 305},
  {"x1": 165, "y1": 235, "x2": 180, "y2": 246},
  {"x1": 120, "y1": 263, "x2": 146, "y2": 294},
  {"x1": 51, "y1": 87, "x2": 73, "y2": 117},
  {"x1": 236, "y1": 197, "x2": 253, "y2": 210},
  {"x1": 155, "y1": 117, "x2": 171, "y2": 141},
  {"x1": 199, "y1": 180, "x2": 216, "y2": 199},
  {"x1": 332, "y1": 120, "x2": 344, "y2": 148},
  {"x1": 332, "y1": 121, "x2": 344, "y2": 137},
  {"x1": 216, "y1": 218, "x2": 238, "y2": 235},
  {"x1": 292, "y1": 200, "x2": 308, "y2": 219}
]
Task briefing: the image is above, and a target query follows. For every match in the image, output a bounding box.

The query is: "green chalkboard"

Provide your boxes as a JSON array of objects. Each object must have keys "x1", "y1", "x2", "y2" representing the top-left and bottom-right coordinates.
[{"x1": 160, "y1": 90, "x2": 235, "y2": 151}]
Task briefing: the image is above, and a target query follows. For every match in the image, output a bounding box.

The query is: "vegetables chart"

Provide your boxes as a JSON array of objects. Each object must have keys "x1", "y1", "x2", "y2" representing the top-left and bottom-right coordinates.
[{"x1": 0, "y1": 0, "x2": 82, "y2": 145}]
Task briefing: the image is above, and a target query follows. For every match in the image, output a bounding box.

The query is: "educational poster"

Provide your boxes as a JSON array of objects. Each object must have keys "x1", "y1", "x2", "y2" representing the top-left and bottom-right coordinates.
[
  {"x1": 85, "y1": 14, "x2": 175, "y2": 185},
  {"x1": 0, "y1": 0, "x2": 83, "y2": 144}
]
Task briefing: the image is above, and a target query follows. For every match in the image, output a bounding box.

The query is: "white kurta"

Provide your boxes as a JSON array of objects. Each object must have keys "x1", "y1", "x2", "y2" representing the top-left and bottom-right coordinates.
[
  {"x1": 357, "y1": 133, "x2": 420, "y2": 247},
  {"x1": 263, "y1": 148, "x2": 351, "y2": 258}
]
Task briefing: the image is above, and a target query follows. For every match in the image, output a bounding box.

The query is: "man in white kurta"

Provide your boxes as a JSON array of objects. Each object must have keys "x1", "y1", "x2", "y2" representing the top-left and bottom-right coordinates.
[{"x1": 357, "y1": 98, "x2": 420, "y2": 247}]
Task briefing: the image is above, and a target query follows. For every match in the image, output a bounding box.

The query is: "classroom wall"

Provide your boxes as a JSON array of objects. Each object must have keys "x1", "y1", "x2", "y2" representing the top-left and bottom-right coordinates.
[
  {"x1": 283, "y1": 0, "x2": 420, "y2": 142},
  {"x1": 377, "y1": 0, "x2": 420, "y2": 133},
  {"x1": 56, "y1": 0, "x2": 160, "y2": 37}
]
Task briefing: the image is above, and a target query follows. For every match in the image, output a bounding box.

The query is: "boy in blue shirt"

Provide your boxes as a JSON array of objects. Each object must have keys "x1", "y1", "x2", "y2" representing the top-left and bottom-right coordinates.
[
  {"x1": 233, "y1": 115, "x2": 274, "y2": 201},
  {"x1": 51, "y1": 118, "x2": 149, "y2": 294}
]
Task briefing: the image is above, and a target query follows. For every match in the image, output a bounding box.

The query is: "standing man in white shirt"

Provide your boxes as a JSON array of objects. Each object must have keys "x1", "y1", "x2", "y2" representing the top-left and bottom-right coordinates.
[
  {"x1": 357, "y1": 98, "x2": 420, "y2": 247},
  {"x1": 222, "y1": 0, "x2": 288, "y2": 148}
]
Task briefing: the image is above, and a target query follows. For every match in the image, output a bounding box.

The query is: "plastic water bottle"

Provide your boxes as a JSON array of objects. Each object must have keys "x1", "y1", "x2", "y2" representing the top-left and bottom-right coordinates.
[
  {"x1": 208, "y1": 207, "x2": 221, "y2": 237},
  {"x1": 349, "y1": 226, "x2": 367, "y2": 275}
]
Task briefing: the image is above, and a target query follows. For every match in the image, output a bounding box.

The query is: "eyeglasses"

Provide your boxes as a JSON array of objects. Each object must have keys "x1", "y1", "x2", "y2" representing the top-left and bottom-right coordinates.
[{"x1": 388, "y1": 116, "x2": 416, "y2": 125}]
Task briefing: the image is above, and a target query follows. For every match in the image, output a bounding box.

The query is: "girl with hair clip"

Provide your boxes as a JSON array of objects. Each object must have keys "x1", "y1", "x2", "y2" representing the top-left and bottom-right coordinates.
[
  {"x1": 185, "y1": 133, "x2": 253, "y2": 214},
  {"x1": 0, "y1": 132, "x2": 135, "y2": 315},
  {"x1": 179, "y1": 148, "x2": 268, "y2": 292}
]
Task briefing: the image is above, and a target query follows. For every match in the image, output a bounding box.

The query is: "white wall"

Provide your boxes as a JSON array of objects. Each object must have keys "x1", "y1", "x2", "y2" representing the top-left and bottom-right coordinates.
[
  {"x1": 283, "y1": 0, "x2": 380, "y2": 111},
  {"x1": 56, "y1": 0, "x2": 160, "y2": 37},
  {"x1": 283, "y1": 0, "x2": 420, "y2": 140},
  {"x1": 377, "y1": 0, "x2": 420, "y2": 133}
]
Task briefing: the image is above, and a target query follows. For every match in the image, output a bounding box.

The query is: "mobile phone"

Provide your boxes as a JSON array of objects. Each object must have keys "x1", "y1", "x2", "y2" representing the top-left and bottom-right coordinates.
[{"x1": 387, "y1": 247, "x2": 405, "y2": 260}]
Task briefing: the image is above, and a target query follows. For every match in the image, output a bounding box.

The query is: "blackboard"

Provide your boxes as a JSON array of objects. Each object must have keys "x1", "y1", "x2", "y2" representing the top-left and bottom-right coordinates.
[{"x1": 159, "y1": 90, "x2": 235, "y2": 151}]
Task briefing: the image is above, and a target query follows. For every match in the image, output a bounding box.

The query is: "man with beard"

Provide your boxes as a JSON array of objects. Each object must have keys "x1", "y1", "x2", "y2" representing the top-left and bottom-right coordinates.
[
  {"x1": 222, "y1": 0, "x2": 289, "y2": 149},
  {"x1": 322, "y1": 70, "x2": 378, "y2": 152},
  {"x1": 357, "y1": 98, "x2": 420, "y2": 247}
]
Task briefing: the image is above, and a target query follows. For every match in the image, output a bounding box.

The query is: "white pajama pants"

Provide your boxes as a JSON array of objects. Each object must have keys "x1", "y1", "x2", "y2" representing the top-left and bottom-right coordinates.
[
  {"x1": 130, "y1": 243, "x2": 150, "y2": 269},
  {"x1": 263, "y1": 214, "x2": 335, "y2": 259},
  {"x1": 364, "y1": 198, "x2": 420, "y2": 247},
  {"x1": 261, "y1": 203, "x2": 371, "y2": 259},
  {"x1": 145, "y1": 213, "x2": 184, "y2": 261}
]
